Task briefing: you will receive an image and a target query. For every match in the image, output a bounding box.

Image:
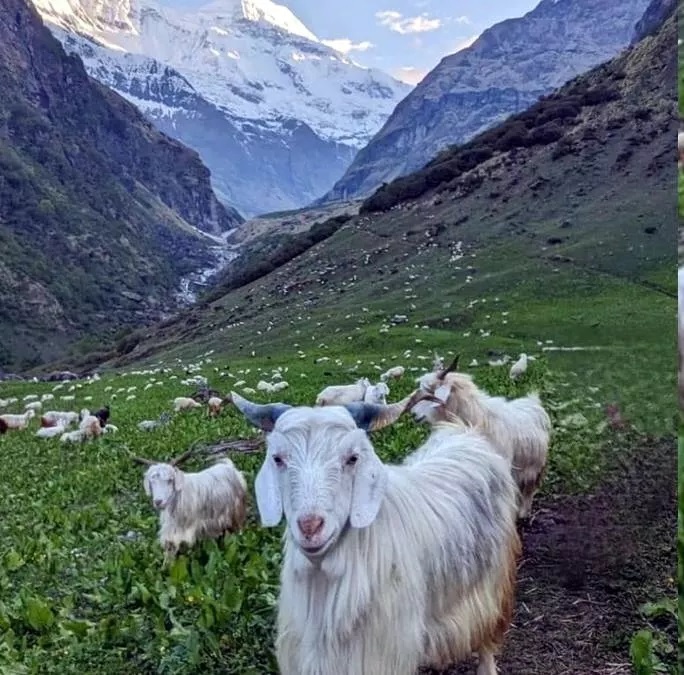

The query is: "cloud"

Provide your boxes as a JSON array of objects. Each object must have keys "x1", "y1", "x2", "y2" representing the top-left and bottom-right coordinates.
[
  {"x1": 321, "y1": 38, "x2": 374, "y2": 54},
  {"x1": 393, "y1": 66, "x2": 427, "y2": 85},
  {"x1": 452, "y1": 33, "x2": 479, "y2": 52},
  {"x1": 375, "y1": 9, "x2": 442, "y2": 34}
]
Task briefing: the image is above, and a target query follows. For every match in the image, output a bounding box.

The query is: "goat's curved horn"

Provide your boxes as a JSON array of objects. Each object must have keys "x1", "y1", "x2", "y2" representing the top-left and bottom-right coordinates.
[
  {"x1": 229, "y1": 391, "x2": 292, "y2": 432},
  {"x1": 437, "y1": 354, "x2": 460, "y2": 379},
  {"x1": 169, "y1": 448, "x2": 195, "y2": 467},
  {"x1": 132, "y1": 456, "x2": 156, "y2": 466},
  {"x1": 344, "y1": 390, "x2": 443, "y2": 432}
]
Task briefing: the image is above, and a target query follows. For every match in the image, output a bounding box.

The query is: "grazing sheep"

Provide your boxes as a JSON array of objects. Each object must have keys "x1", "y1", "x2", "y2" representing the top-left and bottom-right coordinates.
[
  {"x1": 60, "y1": 429, "x2": 86, "y2": 443},
  {"x1": 315, "y1": 377, "x2": 370, "y2": 406},
  {"x1": 380, "y1": 365, "x2": 405, "y2": 382},
  {"x1": 41, "y1": 393, "x2": 55, "y2": 402},
  {"x1": 132, "y1": 450, "x2": 248, "y2": 563},
  {"x1": 508, "y1": 354, "x2": 528, "y2": 380},
  {"x1": 173, "y1": 397, "x2": 202, "y2": 412},
  {"x1": 41, "y1": 411, "x2": 79, "y2": 428},
  {"x1": 231, "y1": 394, "x2": 520, "y2": 675},
  {"x1": 0, "y1": 409, "x2": 36, "y2": 430},
  {"x1": 363, "y1": 381, "x2": 390, "y2": 405},
  {"x1": 36, "y1": 423, "x2": 67, "y2": 438},
  {"x1": 24, "y1": 401, "x2": 42, "y2": 412},
  {"x1": 413, "y1": 357, "x2": 551, "y2": 519},
  {"x1": 207, "y1": 396, "x2": 225, "y2": 416}
]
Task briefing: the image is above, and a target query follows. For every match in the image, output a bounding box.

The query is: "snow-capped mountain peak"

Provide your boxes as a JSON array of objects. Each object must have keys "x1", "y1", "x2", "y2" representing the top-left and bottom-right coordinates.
[
  {"x1": 31, "y1": 0, "x2": 411, "y2": 216},
  {"x1": 196, "y1": 0, "x2": 318, "y2": 42}
]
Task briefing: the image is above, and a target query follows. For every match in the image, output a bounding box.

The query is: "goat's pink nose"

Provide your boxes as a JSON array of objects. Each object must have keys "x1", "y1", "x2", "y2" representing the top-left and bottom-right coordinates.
[{"x1": 297, "y1": 514, "x2": 324, "y2": 538}]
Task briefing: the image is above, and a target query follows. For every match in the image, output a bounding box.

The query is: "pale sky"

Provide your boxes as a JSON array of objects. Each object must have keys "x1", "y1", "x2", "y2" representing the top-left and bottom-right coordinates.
[{"x1": 166, "y1": 0, "x2": 541, "y2": 85}]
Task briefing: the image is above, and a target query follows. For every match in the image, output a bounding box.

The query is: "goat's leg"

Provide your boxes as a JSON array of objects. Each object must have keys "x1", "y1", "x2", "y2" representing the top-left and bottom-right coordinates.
[{"x1": 476, "y1": 650, "x2": 497, "y2": 675}]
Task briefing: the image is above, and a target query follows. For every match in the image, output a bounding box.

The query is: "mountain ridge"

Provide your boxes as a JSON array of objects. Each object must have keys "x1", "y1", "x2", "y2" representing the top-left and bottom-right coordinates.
[
  {"x1": 319, "y1": 0, "x2": 650, "y2": 205},
  {"x1": 0, "y1": 0, "x2": 241, "y2": 369},
  {"x1": 56, "y1": 3, "x2": 674, "y2": 374}
]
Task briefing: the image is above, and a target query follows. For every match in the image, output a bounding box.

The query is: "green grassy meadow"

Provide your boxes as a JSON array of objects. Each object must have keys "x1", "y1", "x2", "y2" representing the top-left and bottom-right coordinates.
[{"x1": 0, "y1": 332, "x2": 673, "y2": 673}]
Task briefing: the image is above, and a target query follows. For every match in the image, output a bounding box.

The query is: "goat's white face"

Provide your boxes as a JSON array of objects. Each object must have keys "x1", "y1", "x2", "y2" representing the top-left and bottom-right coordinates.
[
  {"x1": 412, "y1": 372, "x2": 451, "y2": 423},
  {"x1": 255, "y1": 407, "x2": 388, "y2": 560},
  {"x1": 143, "y1": 464, "x2": 181, "y2": 510}
]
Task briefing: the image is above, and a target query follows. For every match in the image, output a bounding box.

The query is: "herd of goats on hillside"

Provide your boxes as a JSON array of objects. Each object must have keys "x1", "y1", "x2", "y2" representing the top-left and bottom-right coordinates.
[{"x1": 0, "y1": 350, "x2": 555, "y2": 674}]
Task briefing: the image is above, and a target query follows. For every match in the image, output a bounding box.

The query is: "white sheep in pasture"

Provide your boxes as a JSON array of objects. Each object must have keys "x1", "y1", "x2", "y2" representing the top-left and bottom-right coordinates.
[
  {"x1": 271, "y1": 380, "x2": 289, "y2": 392},
  {"x1": 315, "y1": 377, "x2": 370, "y2": 406},
  {"x1": 508, "y1": 354, "x2": 528, "y2": 380},
  {"x1": 41, "y1": 393, "x2": 54, "y2": 402},
  {"x1": 231, "y1": 393, "x2": 521, "y2": 675},
  {"x1": 41, "y1": 411, "x2": 79, "y2": 428},
  {"x1": 363, "y1": 381, "x2": 390, "y2": 405},
  {"x1": 133, "y1": 450, "x2": 248, "y2": 563},
  {"x1": 0, "y1": 409, "x2": 36, "y2": 430},
  {"x1": 23, "y1": 394, "x2": 38, "y2": 401},
  {"x1": 24, "y1": 401, "x2": 42, "y2": 412},
  {"x1": 380, "y1": 365, "x2": 405, "y2": 382},
  {"x1": 257, "y1": 380, "x2": 276, "y2": 393},
  {"x1": 412, "y1": 357, "x2": 551, "y2": 519},
  {"x1": 60, "y1": 395, "x2": 75, "y2": 402},
  {"x1": 36, "y1": 423, "x2": 67, "y2": 439},
  {"x1": 61, "y1": 411, "x2": 102, "y2": 442},
  {"x1": 173, "y1": 397, "x2": 202, "y2": 412},
  {"x1": 207, "y1": 396, "x2": 224, "y2": 416}
]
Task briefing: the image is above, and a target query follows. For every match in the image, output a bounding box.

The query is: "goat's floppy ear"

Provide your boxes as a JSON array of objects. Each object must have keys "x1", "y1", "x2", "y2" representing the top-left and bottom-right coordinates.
[
  {"x1": 254, "y1": 454, "x2": 283, "y2": 526},
  {"x1": 230, "y1": 391, "x2": 291, "y2": 432},
  {"x1": 348, "y1": 430, "x2": 388, "y2": 528}
]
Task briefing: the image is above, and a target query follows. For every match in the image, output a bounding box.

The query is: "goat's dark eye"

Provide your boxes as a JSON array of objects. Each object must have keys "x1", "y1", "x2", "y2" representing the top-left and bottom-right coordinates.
[
  {"x1": 273, "y1": 455, "x2": 284, "y2": 467},
  {"x1": 346, "y1": 454, "x2": 359, "y2": 467}
]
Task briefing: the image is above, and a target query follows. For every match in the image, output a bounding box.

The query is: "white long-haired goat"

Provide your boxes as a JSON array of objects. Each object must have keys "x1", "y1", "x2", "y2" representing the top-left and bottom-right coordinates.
[
  {"x1": 133, "y1": 449, "x2": 248, "y2": 563},
  {"x1": 231, "y1": 392, "x2": 521, "y2": 675},
  {"x1": 315, "y1": 377, "x2": 370, "y2": 406},
  {"x1": 412, "y1": 356, "x2": 551, "y2": 519}
]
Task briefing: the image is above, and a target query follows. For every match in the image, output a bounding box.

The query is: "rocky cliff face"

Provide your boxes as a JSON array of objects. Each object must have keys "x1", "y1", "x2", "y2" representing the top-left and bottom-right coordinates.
[
  {"x1": 32, "y1": 0, "x2": 411, "y2": 218},
  {"x1": 631, "y1": 0, "x2": 675, "y2": 42},
  {"x1": 320, "y1": 0, "x2": 650, "y2": 204},
  {"x1": 0, "y1": 0, "x2": 241, "y2": 369}
]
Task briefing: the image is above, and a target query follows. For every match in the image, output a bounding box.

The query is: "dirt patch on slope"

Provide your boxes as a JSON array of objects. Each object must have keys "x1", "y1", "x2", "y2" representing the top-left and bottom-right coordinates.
[{"x1": 431, "y1": 435, "x2": 677, "y2": 675}]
